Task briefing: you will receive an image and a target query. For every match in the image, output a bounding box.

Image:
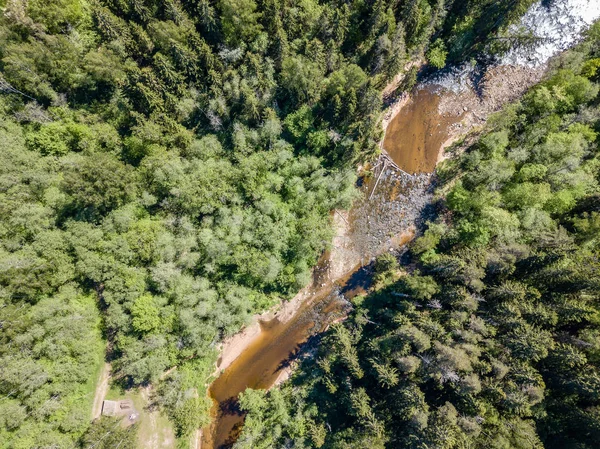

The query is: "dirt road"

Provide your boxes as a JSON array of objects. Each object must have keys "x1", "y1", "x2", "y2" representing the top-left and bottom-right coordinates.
[{"x1": 91, "y1": 362, "x2": 110, "y2": 420}]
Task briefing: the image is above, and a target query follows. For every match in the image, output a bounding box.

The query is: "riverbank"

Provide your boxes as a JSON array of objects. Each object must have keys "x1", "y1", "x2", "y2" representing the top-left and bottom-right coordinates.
[
  {"x1": 200, "y1": 4, "x2": 600, "y2": 445},
  {"x1": 380, "y1": 0, "x2": 600, "y2": 174},
  {"x1": 201, "y1": 157, "x2": 433, "y2": 448},
  {"x1": 380, "y1": 62, "x2": 546, "y2": 175},
  {"x1": 200, "y1": 59, "x2": 550, "y2": 449},
  {"x1": 213, "y1": 208, "x2": 356, "y2": 377}
]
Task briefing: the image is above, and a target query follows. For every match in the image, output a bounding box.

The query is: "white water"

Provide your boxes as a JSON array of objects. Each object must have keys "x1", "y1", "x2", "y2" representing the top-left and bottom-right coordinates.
[
  {"x1": 425, "y1": 62, "x2": 476, "y2": 94},
  {"x1": 502, "y1": 0, "x2": 600, "y2": 67},
  {"x1": 425, "y1": 0, "x2": 600, "y2": 93}
]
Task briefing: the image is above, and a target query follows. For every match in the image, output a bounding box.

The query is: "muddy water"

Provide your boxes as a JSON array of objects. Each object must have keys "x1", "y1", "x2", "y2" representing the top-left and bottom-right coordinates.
[
  {"x1": 201, "y1": 242, "x2": 357, "y2": 449},
  {"x1": 380, "y1": 0, "x2": 600, "y2": 177},
  {"x1": 201, "y1": 82, "x2": 443, "y2": 448},
  {"x1": 202, "y1": 83, "x2": 441, "y2": 449},
  {"x1": 202, "y1": 272, "x2": 353, "y2": 448},
  {"x1": 383, "y1": 86, "x2": 463, "y2": 173},
  {"x1": 201, "y1": 165, "x2": 430, "y2": 448},
  {"x1": 200, "y1": 4, "x2": 600, "y2": 446}
]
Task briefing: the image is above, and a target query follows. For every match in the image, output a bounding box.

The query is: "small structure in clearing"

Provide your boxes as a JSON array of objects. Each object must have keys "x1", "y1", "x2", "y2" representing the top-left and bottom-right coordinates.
[{"x1": 101, "y1": 399, "x2": 138, "y2": 423}]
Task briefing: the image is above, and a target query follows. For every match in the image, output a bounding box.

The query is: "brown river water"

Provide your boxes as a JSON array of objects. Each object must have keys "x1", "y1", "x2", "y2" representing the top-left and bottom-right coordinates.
[
  {"x1": 204, "y1": 272, "x2": 354, "y2": 448},
  {"x1": 383, "y1": 86, "x2": 462, "y2": 174},
  {"x1": 201, "y1": 84, "x2": 464, "y2": 448},
  {"x1": 198, "y1": 0, "x2": 594, "y2": 440}
]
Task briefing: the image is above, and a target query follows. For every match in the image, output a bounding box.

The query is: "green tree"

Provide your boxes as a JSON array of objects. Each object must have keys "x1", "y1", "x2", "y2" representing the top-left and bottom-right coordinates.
[
  {"x1": 131, "y1": 294, "x2": 161, "y2": 333},
  {"x1": 219, "y1": 0, "x2": 263, "y2": 45},
  {"x1": 427, "y1": 39, "x2": 448, "y2": 69},
  {"x1": 79, "y1": 418, "x2": 137, "y2": 449}
]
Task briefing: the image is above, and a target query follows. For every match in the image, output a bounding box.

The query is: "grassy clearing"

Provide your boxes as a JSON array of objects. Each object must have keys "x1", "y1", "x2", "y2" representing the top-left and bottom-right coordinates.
[{"x1": 106, "y1": 384, "x2": 176, "y2": 449}]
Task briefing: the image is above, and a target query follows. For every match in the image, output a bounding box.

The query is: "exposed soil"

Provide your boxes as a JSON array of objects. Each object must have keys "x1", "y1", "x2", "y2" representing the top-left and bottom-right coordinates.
[
  {"x1": 139, "y1": 386, "x2": 176, "y2": 449},
  {"x1": 91, "y1": 362, "x2": 110, "y2": 420}
]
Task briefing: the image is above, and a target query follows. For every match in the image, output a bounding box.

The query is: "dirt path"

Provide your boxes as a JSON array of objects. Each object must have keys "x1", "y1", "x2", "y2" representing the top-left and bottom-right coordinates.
[
  {"x1": 91, "y1": 362, "x2": 110, "y2": 420},
  {"x1": 140, "y1": 387, "x2": 159, "y2": 449},
  {"x1": 193, "y1": 429, "x2": 202, "y2": 449}
]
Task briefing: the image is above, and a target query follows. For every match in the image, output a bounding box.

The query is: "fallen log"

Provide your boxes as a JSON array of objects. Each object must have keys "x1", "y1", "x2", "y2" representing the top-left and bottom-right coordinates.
[{"x1": 369, "y1": 159, "x2": 387, "y2": 200}]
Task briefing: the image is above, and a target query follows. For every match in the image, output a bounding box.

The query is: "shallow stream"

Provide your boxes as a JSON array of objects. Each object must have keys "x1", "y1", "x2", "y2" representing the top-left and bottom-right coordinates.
[
  {"x1": 201, "y1": 169, "x2": 429, "y2": 448},
  {"x1": 200, "y1": 2, "x2": 600, "y2": 447}
]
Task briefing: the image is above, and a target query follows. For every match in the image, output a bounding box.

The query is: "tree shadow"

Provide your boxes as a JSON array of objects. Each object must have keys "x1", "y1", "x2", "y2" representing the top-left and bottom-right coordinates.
[
  {"x1": 219, "y1": 397, "x2": 243, "y2": 416},
  {"x1": 340, "y1": 262, "x2": 374, "y2": 298}
]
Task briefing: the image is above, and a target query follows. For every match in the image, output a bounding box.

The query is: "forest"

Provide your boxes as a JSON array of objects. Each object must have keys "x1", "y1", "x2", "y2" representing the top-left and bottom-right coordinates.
[
  {"x1": 0, "y1": 0, "x2": 572, "y2": 448},
  {"x1": 234, "y1": 23, "x2": 600, "y2": 449}
]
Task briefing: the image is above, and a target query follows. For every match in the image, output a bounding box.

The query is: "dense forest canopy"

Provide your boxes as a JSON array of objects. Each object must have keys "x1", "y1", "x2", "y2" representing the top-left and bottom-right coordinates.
[
  {"x1": 234, "y1": 23, "x2": 600, "y2": 449},
  {"x1": 0, "y1": 0, "x2": 565, "y2": 447}
]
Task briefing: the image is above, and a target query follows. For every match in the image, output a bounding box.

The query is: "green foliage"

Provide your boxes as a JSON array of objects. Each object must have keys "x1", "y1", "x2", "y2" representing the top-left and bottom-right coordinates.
[
  {"x1": 0, "y1": 285, "x2": 104, "y2": 446},
  {"x1": 581, "y1": 58, "x2": 600, "y2": 78},
  {"x1": 156, "y1": 360, "x2": 217, "y2": 439},
  {"x1": 62, "y1": 153, "x2": 136, "y2": 217},
  {"x1": 131, "y1": 294, "x2": 161, "y2": 333},
  {"x1": 79, "y1": 417, "x2": 137, "y2": 449},
  {"x1": 235, "y1": 31, "x2": 600, "y2": 449},
  {"x1": 0, "y1": 0, "x2": 455, "y2": 444},
  {"x1": 426, "y1": 39, "x2": 448, "y2": 69},
  {"x1": 281, "y1": 56, "x2": 325, "y2": 105},
  {"x1": 441, "y1": 0, "x2": 538, "y2": 62},
  {"x1": 219, "y1": 0, "x2": 263, "y2": 46},
  {"x1": 373, "y1": 252, "x2": 399, "y2": 285},
  {"x1": 0, "y1": 0, "x2": 567, "y2": 446}
]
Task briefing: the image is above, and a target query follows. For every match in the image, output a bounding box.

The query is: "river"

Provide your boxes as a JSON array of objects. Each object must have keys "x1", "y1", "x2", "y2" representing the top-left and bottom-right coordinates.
[
  {"x1": 200, "y1": 1, "x2": 600, "y2": 447},
  {"x1": 201, "y1": 160, "x2": 433, "y2": 448}
]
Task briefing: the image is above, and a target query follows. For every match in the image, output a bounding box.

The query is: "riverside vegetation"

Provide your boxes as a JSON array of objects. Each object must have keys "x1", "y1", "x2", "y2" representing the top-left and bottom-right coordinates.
[
  {"x1": 234, "y1": 23, "x2": 600, "y2": 449},
  {"x1": 0, "y1": 0, "x2": 571, "y2": 448}
]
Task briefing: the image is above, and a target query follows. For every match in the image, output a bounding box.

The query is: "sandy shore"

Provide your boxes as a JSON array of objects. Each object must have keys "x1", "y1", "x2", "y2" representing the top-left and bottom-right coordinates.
[{"x1": 213, "y1": 209, "x2": 357, "y2": 375}]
